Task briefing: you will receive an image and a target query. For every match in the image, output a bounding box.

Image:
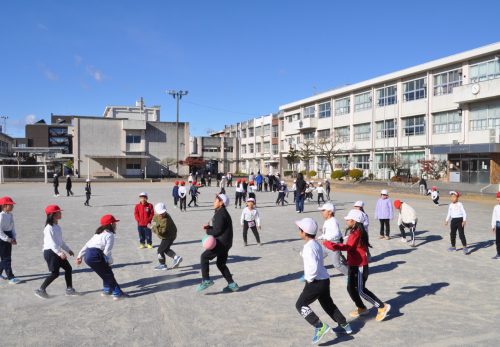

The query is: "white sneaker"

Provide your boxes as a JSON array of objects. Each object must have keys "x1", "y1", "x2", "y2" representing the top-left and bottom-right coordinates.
[
  {"x1": 172, "y1": 256, "x2": 183, "y2": 268},
  {"x1": 400, "y1": 238, "x2": 408, "y2": 243}
]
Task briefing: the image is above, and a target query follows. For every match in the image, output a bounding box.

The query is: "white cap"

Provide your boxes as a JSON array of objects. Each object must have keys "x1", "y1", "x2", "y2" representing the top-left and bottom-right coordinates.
[
  {"x1": 246, "y1": 198, "x2": 256, "y2": 203},
  {"x1": 54, "y1": 173, "x2": 58, "y2": 177},
  {"x1": 154, "y1": 202, "x2": 167, "y2": 214},
  {"x1": 139, "y1": 192, "x2": 148, "y2": 197},
  {"x1": 293, "y1": 180, "x2": 296, "y2": 183},
  {"x1": 380, "y1": 189, "x2": 389, "y2": 195},
  {"x1": 318, "y1": 202, "x2": 335, "y2": 212},
  {"x1": 86, "y1": 179, "x2": 90, "y2": 182},
  {"x1": 344, "y1": 209, "x2": 364, "y2": 223},
  {"x1": 66, "y1": 175, "x2": 70, "y2": 178},
  {"x1": 280, "y1": 181, "x2": 284, "y2": 184},
  {"x1": 295, "y1": 218, "x2": 318, "y2": 235},
  {"x1": 217, "y1": 193, "x2": 229, "y2": 207},
  {"x1": 449, "y1": 191, "x2": 460, "y2": 196},
  {"x1": 354, "y1": 200, "x2": 364, "y2": 208}
]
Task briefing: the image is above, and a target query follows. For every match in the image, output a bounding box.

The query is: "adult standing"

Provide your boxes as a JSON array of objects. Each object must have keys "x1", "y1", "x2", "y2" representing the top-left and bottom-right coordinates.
[
  {"x1": 65, "y1": 175, "x2": 73, "y2": 196},
  {"x1": 295, "y1": 173, "x2": 307, "y2": 213},
  {"x1": 53, "y1": 174, "x2": 60, "y2": 197}
]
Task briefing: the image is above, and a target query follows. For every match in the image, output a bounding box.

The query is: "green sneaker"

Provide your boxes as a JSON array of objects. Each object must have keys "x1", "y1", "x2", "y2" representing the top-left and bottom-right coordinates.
[
  {"x1": 196, "y1": 280, "x2": 214, "y2": 292},
  {"x1": 222, "y1": 282, "x2": 239, "y2": 293},
  {"x1": 312, "y1": 323, "x2": 330, "y2": 344}
]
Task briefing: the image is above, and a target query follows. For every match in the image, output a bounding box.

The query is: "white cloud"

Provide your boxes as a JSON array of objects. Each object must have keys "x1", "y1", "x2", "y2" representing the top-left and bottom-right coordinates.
[
  {"x1": 38, "y1": 63, "x2": 58, "y2": 81},
  {"x1": 86, "y1": 65, "x2": 103, "y2": 82},
  {"x1": 74, "y1": 55, "x2": 83, "y2": 66},
  {"x1": 25, "y1": 114, "x2": 36, "y2": 125}
]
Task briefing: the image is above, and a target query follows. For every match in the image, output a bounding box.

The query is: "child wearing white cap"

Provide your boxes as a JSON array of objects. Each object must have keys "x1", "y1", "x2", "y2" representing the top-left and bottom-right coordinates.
[
  {"x1": 445, "y1": 191, "x2": 469, "y2": 254},
  {"x1": 317, "y1": 203, "x2": 348, "y2": 276},
  {"x1": 315, "y1": 183, "x2": 326, "y2": 206},
  {"x1": 323, "y1": 210, "x2": 391, "y2": 322},
  {"x1": 151, "y1": 202, "x2": 182, "y2": 270},
  {"x1": 134, "y1": 192, "x2": 154, "y2": 249},
  {"x1": 275, "y1": 181, "x2": 288, "y2": 206},
  {"x1": 84, "y1": 179, "x2": 91, "y2": 206},
  {"x1": 295, "y1": 217, "x2": 352, "y2": 344},
  {"x1": 374, "y1": 190, "x2": 393, "y2": 240},
  {"x1": 240, "y1": 198, "x2": 261, "y2": 246}
]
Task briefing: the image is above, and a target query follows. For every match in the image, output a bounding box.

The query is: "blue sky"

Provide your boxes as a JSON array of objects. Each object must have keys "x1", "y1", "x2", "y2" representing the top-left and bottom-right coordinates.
[{"x1": 1, "y1": 0, "x2": 499, "y2": 137}]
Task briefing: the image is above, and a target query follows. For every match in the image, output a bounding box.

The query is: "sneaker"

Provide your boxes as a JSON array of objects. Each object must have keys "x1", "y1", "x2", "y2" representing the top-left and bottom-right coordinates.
[
  {"x1": 378, "y1": 235, "x2": 385, "y2": 239},
  {"x1": 340, "y1": 323, "x2": 353, "y2": 334},
  {"x1": 138, "y1": 244, "x2": 146, "y2": 249},
  {"x1": 34, "y1": 289, "x2": 49, "y2": 299},
  {"x1": 65, "y1": 287, "x2": 79, "y2": 296},
  {"x1": 154, "y1": 264, "x2": 168, "y2": 271},
  {"x1": 298, "y1": 275, "x2": 306, "y2": 283},
  {"x1": 112, "y1": 292, "x2": 129, "y2": 301},
  {"x1": 400, "y1": 238, "x2": 407, "y2": 243},
  {"x1": 312, "y1": 323, "x2": 331, "y2": 344},
  {"x1": 222, "y1": 282, "x2": 239, "y2": 293},
  {"x1": 385, "y1": 236, "x2": 390, "y2": 240},
  {"x1": 146, "y1": 244, "x2": 153, "y2": 249},
  {"x1": 492, "y1": 254, "x2": 500, "y2": 259},
  {"x1": 8, "y1": 277, "x2": 21, "y2": 285},
  {"x1": 349, "y1": 307, "x2": 369, "y2": 318},
  {"x1": 244, "y1": 242, "x2": 248, "y2": 247},
  {"x1": 375, "y1": 303, "x2": 391, "y2": 322},
  {"x1": 101, "y1": 291, "x2": 112, "y2": 297},
  {"x1": 447, "y1": 247, "x2": 456, "y2": 252},
  {"x1": 196, "y1": 280, "x2": 214, "y2": 292},
  {"x1": 410, "y1": 240, "x2": 416, "y2": 247},
  {"x1": 172, "y1": 256, "x2": 183, "y2": 268},
  {"x1": 463, "y1": 247, "x2": 470, "y2": 255}
]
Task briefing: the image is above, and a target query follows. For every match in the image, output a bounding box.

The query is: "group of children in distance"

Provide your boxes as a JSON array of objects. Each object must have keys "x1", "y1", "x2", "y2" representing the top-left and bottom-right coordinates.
[{"x1": 171, "y1": 180, "x2": 200, "y2": 211}]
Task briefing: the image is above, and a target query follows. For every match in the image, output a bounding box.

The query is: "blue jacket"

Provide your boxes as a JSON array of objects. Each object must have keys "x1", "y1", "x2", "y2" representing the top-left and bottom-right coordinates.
[
  {"x1": 374, "y1": 198, "x2": 393, "y2": 220},
  {"x1": 172, "y1": 186, "x2": 179, "y2": 198},
  {"x1": 256, "y1": 174, "x2": 263, "y2": 184}
]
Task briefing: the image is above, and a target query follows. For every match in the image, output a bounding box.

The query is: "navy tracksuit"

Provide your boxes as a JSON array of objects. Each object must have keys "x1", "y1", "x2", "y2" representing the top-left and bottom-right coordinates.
[{"x1": 84, "y1": 248, "x2": 122, "y2": 296}]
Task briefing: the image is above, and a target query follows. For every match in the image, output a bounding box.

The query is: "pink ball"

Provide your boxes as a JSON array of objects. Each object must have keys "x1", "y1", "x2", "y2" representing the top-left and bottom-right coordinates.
[{"x1": 201, "y1": 235, "x2": 217, "y2": 250}]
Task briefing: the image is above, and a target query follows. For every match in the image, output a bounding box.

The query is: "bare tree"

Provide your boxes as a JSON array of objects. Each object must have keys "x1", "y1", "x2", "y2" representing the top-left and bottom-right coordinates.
[
  {"x1": 315, "y1": 137, "x2": 342, "y2": 174},
  {"x1": 418, "y1": 158, "x2": 448, "y2": 179},
  {"x1": 298, "y1": 140, "x2": 317, "y2": 175}
]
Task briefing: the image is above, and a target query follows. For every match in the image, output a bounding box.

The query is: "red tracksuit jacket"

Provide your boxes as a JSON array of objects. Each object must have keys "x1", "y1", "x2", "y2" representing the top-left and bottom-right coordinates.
[
  {"x1": 323, "y1": 228, "x2": 368, "y2": 266},
  {"x1": 134, "y1": 202, "x2": 154, "y2": 227}
]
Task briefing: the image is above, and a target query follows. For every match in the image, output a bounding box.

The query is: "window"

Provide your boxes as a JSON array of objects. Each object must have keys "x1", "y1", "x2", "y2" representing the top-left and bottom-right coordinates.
[
  {"x1": 273, "y1": 125, "x2": 279, "y2": 138},
  {"x1": 376, "y1": 119, "x2": 396, "y2": 138},
  {"x1": 263, "y1": 141, "x2": 270, "y2": 153},
  {"x1": 126, "y1": 135, "x2": 141, "y2": 143},
  {"x1": 335, "y1": 97, "x2": 350, "y2": 115},
  {"x1": 376, "y1": 85, "x2": 397, "y2": 106},
  {"x1": 241, "y1": 144, "x2": 247, "y2": 154},
  {"x1": 335, "y1": 126, "x2": 350, "y2": 142},
  {"x1": 354, "y1": 92, "x2": 372, "y2": 111},
  {"x1": 470, "y1": 58, "x2": 500, "y2": 83},
  {"x1": 241, "y1": 129, "x2": 246, "y2": 138},
  {"x1": 255, "y1": 126, "x2": 262, "y2": 136},
  {"x1": 224, "y1": 146, "x2": 233, "y2": 153},
  {"x1": 272, "y1": 144, "x2": 278, "y2": 155},
  {"x1": 335, "y1": 155, "x2": 349, "y2": 169},
  {"x1": 469, "y1": 102, "x2": 500, "y2": 131},
  {"x1": 203, "y1": 146, "x2": 220, "y2": 152},
  {"x1": 256, "y1": 143, "x2": 262, "y2": 153},
  {"x1": 126, "y1": 163, "x2": 141, "y2": 170},
  {"x1": 296, "y1": 136, "x2": 301, "y2": 144},
  {"x1": 318, "y1": 129, "x2": 331, "y2": 139},
  {"x1": 317, "y1": 157, "x2": 330, "y2": 172},
  {"x1": 375, "y1": 153, "x2": 395, "y2": 169},
  {"x1": 303, "y1": 131, "x2": 315, "y2": 141},
  {"x1": 403, "y1": 115, "x2": 425, "y2": 136},
  {"x1": 433, "y1": 111, "x2": 462, "y2": 134},
  {"x1": 249, "y1": 144, "x2": 254, "y2": 153},
  {"x1": 248, "y1": 127, "x2": 254, "y2": 137},
  {"x1": 433, "y1": 69, "x2": 462, "y2": 96},
  {"x1": 318, "y1": 102, "x2": 331, "y2": 118},
  {"x1": 403, "y1": 78, "x2": 427, "y2": 102},
  {"x1": 304, "y1": 106, "x2": 315, "y2": 118},
  {"x1": 279, "y1": 121, "x2": 284, "y2": 132},
  {"x1": 354, "y1": 123, "x2": 371, "y2": 141},
  {"x1": 353, "y1": 154, "x2": 370, "y2": 170},
  {"x1": 263, "y1": 124, "x2": 271, "y2": 136}
]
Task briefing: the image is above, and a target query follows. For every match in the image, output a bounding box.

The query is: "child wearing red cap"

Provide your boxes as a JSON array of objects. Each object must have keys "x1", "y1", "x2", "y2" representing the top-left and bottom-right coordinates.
[
  {"x1": 188, "y1": 181, "x2": 200, "y2": 207},
  {"x1": 0, "y1": 196, "x2": 21, "y2": 284},
  {"x1": 429, "y1": 186, "x2": 440, "y2": 206},
  {"x1": 134, "y1": 192, "x2": 154, "y2": 249},
  {"x1": 178, "y1": 181, "x2": 187, "y2": 212},
  {"x1": 35, "y1": 205, "x2": 77, "y2": 298},
  {"x1": 491, "y1": 192, "x2": 500, "y2": 259},
  {"x1": 76, "y1": 215, "x2": 127, "y2": 300},
  {"x1": 172, "y1": 181, "x2": 180, "y2": 208},
  {"x1": 445, "y1": 191, "x2": 469, "y2": 254},
  {"x1": 394, "y1": 200, "x2": 418, "y2": 247}
]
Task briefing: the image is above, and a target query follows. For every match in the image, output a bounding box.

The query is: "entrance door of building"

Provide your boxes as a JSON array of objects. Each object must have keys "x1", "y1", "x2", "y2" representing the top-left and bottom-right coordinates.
[{"x1": 460, "y1": 158, "x2": 490, "y2": 184}]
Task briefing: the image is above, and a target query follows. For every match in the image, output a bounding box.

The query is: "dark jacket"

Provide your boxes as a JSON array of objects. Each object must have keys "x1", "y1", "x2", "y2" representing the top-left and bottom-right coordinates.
[
  {"x1": 295, "y1": 178, "x2": 306, "y2": 195},
  {"x1": 53, "y1": 176, "x2": 59, "y2": 187},
  {"x1": 206, "y1": 206, "x2": 233, "y2": 249},
  {"x1": 66, "y1": 177, "x2": 72, "y2": 190},
  {"x1": 151, "y1": 213, "x2": 177, "y2": 240},
  {"x1": 85, "y1": 184, "x2": 91, "y2": 195}
]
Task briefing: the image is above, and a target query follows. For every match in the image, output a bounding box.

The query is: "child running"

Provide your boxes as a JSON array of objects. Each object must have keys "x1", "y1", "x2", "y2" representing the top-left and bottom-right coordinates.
[
  {"x1": 429, "y1": 186, "x2": 440, "y2": 206},
  {"x1": 151, "y1": 202, "x2": 183, "y2": 270},
  {"x1": 178, "y1": 181, "x2": 187, "y2": 212},
  {"x1": 172, "y1": 181, "x2": 180, "y2": 208},
  {"x1": 0, "y1": 196, "x2": 21, "y2": 284},
  {"x1": 240, "y1": 198, "x2": 261, "y2": 246},
  {"x1": 445, "y1": 191, "x2": 469, "y2": 255},
  {"x1": 295, "y1": 217, "x2": 352, "y2": 345},
  {"x1": 394, "y1": 199, "x2": 418, "y2": 247},
  {"x1": 35, "y1": 205, "x2": 77, "y2": 298},
  {"x1": 374, "y1": 189, "x2": 393, "y2": 240},
  {"x1": 323, "y1": 209, "x2": 391, "y2": 322},
  {"x1": 134, "y1": 192, "x2": 154, "y2": 249},
  {"x1": 316, "y1": 203, "x2": 348, "y2": 276},
  {"x1": 196, "y1": 194, "x2": 239, "y2": 293},
  {"x1": 315, "y1": 183, "x2": 326, "y2": 205},
  {"x1": 491, "y1": 192, "x2": 500, "y2": 259},
  {"x1": 76, "y1": 214, "x2": 128, "y2": 300}
]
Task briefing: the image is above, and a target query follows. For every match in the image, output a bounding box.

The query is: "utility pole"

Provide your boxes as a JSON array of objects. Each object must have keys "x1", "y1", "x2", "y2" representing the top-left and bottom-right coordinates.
[{"x1": 167, "y1": 90, "x2": 188, "y2": 176}]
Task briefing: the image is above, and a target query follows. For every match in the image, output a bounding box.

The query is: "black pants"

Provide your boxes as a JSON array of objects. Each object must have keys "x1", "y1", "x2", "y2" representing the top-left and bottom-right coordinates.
[
  {"x1": 235, "y1": 192, "x2": 243, "y2": 207},
  {"x1": 296, "y1": 278, "x2": 347, "y2": 327},
  {"x1": 200, "y1": 242, "x2": 233, "y2": 283},
  {"x1": 0, "y1": 232, "x2": 14, "y2": 279},
  {"x1": 173, "y1": 196, "x2": 179, "y2": 207},
  {"x1": 243, "y1": 221, "x2": 261, "y2": 244},
  {"x1": 40, "y1": 250, "x2": 72, "y2": 290},
  {"x1": 248, "y1": 192, "x2": 256, "y2": 203},
  {"x1": 157, "y1": 237, "x2": 176, "y2": 264},
  {"x1": 276, "y1": 192, "x2": 285, "y2": 205},
  {"x1": 496, "y1": 224, "x2": 500, "y2": 255},
  {"x1": 432, "y1": 197, "x2": 439, "y2": 205},
  {"x1": 379, "y1": 219, "x2": 390, "y2": 236},
  {"x1": 180, "y1": 197, "x2": 187, "y2": 211},
  {"x1": 188, "y1": 196, "x2": 197, "y2": 207},
  {"x1": 54, "y1": 186, "x2": 59, "y2": 195},
  {"x1": 317, "y1": 193, "x2": 325, "y2": 205},
  {"x1": 326, "y1": 188, "x2": 330, "y2": 200},
  {"x1": 85, "y1": 193, "x2": 91, "y2": 205},
  {"x1": 450, "y1": 217, "x2": 467, "y2": 247},
  {"x1": 399, "y1": 222, "x2": 416, "y2": 240},
  {"x1": 347, "y1": 265, "x2": 383, "y2": 309},
  {"x1": 66, "y1": 189, "x2": 73, "y2": 196}
]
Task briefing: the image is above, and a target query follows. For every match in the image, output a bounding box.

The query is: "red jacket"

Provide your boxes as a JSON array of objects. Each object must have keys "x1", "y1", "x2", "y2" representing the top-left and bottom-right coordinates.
[
  {"x1": 134, "y1": 202, "x2": 154, "y2": 226},
  {"x1": 323, "y1": 228, "x2": 368, "y2": 266}
]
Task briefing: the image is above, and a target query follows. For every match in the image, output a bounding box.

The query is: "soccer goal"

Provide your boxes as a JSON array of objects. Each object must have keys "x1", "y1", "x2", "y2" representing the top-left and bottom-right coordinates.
[{"x1": 0, "y1": 164, "x2": 48, "y2": 183}]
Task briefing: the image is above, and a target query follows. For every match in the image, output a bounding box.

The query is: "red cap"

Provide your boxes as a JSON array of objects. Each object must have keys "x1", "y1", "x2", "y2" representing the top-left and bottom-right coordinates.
[
  {"x1": 180, "y1": 181, "x2": 185, "y2": 186},
  {"x1": 0, "y1": 196, "x2": 16, "y2": 205},
  {"x1": 496, "y1": 192, "x2": 500, "y2": 198},
  {"x1": 192, "y1": 180, "x2": 197, "y2": 184},
  {"x1": 236, "y1": 179, "x2": 241, "y2": 183},
  {"x1": 432, "y1": 186, "x2": 437, "y2": 191},
  {"x1": 45, "y1": 205, "x2": 62, "y2": 215},
  {"x1": 242, "y1": 178, "x2": 246, "y2": 182},
  {"x1": 394, "y1": 199, "x2": 402, "y2": 209},
  {"x1": 100, "y1": 214, "x2": 120, "y2": 226},
  {"x1": 175, "y1": 181, "x2": 179, "y2": 185}
]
